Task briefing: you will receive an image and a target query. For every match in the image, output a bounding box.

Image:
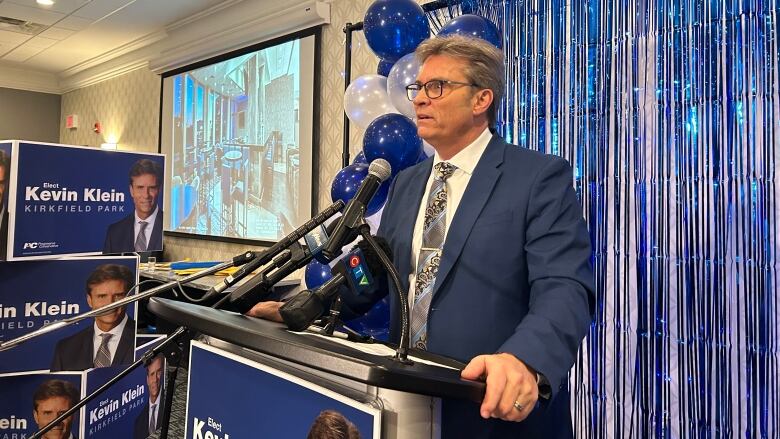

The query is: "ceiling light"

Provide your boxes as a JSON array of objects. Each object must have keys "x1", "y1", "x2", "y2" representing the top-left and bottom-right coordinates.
[{"x1": 37, "y1": 0, "x2": 55, "y2": 5}]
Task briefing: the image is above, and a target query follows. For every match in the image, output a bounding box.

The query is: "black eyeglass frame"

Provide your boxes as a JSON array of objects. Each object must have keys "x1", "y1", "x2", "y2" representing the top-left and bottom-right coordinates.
[{"x1": 405, "y1": 79, "x2": 480, "y2": 101}]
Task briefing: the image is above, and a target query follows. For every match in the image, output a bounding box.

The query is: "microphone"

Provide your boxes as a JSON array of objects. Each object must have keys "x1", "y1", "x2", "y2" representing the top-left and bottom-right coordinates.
[
  {"x1": 202, "y1": 200, "x2": 344, "y2": 300},
  {"x1": 320, "y1": 159, "x2": 392, "y2": 261},
  {"x1": 280, "y1": 237, "x2": 391, "y2": 332},
  {"x1": 221, "y1": 222, "x2": 342, "y2": 312}
]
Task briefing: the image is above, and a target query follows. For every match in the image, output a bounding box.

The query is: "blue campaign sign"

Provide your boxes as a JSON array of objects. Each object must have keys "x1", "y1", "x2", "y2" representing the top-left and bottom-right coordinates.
[
  {"x1": 0, "y1": 257, "x2": 138, "y2": 374},
  {"x1": 0, "y1": 372, "x2": 84, "y2": 439},
  {"x1": 186, "y1": 342, "x2": 380, "y2": 438},
  {"x1": 9, "y1": 141, "x2": 165, "y2": 259},
  {"x1": 83, "y1": 364, "x2": 147, "y2": 439}
]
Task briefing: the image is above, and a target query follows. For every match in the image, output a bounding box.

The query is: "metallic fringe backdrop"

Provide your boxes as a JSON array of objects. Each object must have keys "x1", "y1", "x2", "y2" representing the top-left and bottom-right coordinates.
[{"x1": 425, "y1": 0, "x2": 780, "y2": 437}]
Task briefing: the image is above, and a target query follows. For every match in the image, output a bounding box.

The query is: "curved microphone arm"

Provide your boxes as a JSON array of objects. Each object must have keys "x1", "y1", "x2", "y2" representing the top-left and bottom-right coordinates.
[
  {"x1": 0, "y1": 260, "x2": 235, "y2": 352},
  {"x1": 358, "y1": 224, "x2": 411, "y2": 363}
]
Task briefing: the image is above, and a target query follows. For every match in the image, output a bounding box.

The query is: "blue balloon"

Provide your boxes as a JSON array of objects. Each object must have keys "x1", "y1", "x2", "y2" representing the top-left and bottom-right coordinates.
[
  {"x1": 363, "y1": 114, "x2": 422, "y2": 176},
  {"x1": 331, "y1": 162, "x2": 368, "y2": 206},
  {"x1": 353, "y1": 150, "x2": 368, "y2": 164},
  {"x1": 438, "y1": 14, "x2": 502, "y2": 48},
  {"x1": 363, "y1": 0, "x2": 430, "y2": 61},
  {"x1": 331, "y1": 163, "x2": 390, "y2": 216},
  {"x1": 377, "y1": 59, "x2": 394, "y2": 76},
  {"x1": 345, "y1": 296, "x2": 390, "y2": 341},
  {"x1": 304, "y1": 259, "x2": 332, "y2": 289}
]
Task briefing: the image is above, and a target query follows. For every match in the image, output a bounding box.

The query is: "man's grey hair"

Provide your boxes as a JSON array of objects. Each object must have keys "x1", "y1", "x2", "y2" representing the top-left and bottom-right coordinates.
[{"x1": 415, "y1": 34, "x2": 505, "y2": 127}]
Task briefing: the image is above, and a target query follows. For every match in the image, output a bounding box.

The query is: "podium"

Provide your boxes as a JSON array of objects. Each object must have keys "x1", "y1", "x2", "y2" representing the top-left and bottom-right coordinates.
[{"x1": 148, "y1": 298, "x2": 485, "y2": 438}]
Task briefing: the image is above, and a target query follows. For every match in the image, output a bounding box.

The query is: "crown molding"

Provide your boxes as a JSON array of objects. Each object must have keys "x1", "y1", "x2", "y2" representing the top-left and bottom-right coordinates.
[
  {"x1": 59, "y1": 29, "x2": 168, "y2": 79},
  {"x1": 1, "y1": 0, "x2": 329, "y2": 94},
  {"x1": 148, "y1": 0, "x2": 330, "y2": 74},
  {"x1": 59, "y1": 59, "x2": 150, "y2": 93},
  {"x1": 0, "y1": 63, "x2": 60, "y2": 94}
]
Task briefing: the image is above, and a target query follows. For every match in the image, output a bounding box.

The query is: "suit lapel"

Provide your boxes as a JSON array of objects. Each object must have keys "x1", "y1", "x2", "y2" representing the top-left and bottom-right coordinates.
[
  {"x1": 392, "y1": 160, "x2": 432, "y2": 282},
  {"x1": 434, "y1": 137, "x2": 505, "y2": 294},
  {"x1": 84, "y1": 326, "x2": 95, "y2": 369},
  {"x1": 112, "y1": 321, "x2": 134, "y2": 365}
]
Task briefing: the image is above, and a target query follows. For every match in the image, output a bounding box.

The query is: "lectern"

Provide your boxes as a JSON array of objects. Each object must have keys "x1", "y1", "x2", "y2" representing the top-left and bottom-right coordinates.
[{"x1": 149, "y1": 297, "x2": 485, "y2": 438}]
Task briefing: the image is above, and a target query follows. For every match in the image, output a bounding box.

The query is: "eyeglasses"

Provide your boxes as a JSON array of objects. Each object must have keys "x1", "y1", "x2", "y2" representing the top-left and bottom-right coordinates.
[{"x1": 406, "y1": 79, "x2": 479, "y2": 101}]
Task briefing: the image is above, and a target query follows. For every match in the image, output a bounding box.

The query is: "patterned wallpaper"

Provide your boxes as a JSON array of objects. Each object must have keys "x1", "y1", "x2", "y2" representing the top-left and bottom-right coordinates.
[
  {"x1": 59, "y1": 68, "x2": 160, "y2": 152},
  {"x1": 58, "y1": 0, "x2": 384, "y2": 261},
  {"x1": 317, "y1": 0, "x2": 383, "y2": 209}
]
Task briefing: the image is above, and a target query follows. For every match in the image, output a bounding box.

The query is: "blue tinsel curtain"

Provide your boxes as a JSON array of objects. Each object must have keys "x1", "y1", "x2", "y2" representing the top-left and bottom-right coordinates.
[{"x1": 427, "y1": 0, "x2": 779, "y2": 437}]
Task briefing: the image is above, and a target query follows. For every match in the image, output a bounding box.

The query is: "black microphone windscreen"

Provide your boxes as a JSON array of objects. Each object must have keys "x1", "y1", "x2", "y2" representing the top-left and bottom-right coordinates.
[{"x1": 355, "y1": 236, "x2": 392, "y2": 275}]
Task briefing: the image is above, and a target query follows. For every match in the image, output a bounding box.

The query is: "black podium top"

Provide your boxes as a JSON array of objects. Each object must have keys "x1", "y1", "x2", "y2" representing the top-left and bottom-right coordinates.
[{"x1": 148, "y1": 298, "x2": 485, "y2": 401}]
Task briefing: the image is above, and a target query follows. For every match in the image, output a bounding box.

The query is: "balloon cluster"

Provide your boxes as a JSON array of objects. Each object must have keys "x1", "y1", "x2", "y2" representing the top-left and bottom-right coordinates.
[{"x1": 321, "y1": 0, "x2": 502, "y2": 339}]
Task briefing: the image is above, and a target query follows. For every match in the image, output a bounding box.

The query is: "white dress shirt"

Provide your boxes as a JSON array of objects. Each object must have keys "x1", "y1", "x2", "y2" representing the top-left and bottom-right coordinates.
[
  {"x1": 134, "y1": 206, "x2": 159, "y2": 250},
  {"x1": 91, "y1": 314, "x2": 128, "y2": 362},
  {"x1": 408, "y1": 128, "x2": 493, "y2": 307}
]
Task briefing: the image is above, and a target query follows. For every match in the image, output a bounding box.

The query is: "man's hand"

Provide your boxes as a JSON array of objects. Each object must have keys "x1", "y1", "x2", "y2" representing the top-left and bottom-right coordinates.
[
  {"x1": 461, "y1": 353, "x2": 538, "y2": 422},
  {"x1": 245, "y1": 301, "x2": 284, "y2": 322}
]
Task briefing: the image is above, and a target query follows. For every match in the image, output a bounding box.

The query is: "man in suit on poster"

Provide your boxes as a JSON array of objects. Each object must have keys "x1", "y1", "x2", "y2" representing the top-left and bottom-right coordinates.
[
  {"x1": 250, "y1": 35, "x2": 595, "y2": 438},
  {"x1": 32, "y1": 379, "x2": 80, "y2": 439},
  {"x1": 0, "y1": 149, "x2": 9, "y2": 259},
  {"x1": 50, "y1": 264, "x2": 136, "y2": 371},
  {"x1": 133, "y1": 354, "x2": 164, "y2": 439},
  {"x1": 103, "y1": 159, "x2": 163, "y2": 255}
]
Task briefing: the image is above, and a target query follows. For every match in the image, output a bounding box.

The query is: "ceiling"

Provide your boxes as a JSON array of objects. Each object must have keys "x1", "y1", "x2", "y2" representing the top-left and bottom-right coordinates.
[{"x1": 0, "y1": 0, "x2": 230, "y2": 75}]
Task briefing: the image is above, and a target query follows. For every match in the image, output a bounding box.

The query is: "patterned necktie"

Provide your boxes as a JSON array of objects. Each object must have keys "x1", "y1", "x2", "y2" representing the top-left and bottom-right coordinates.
[
  {"x1": 149, "y1": 404, "x2": 157, "y2": 432},
  {"x1": 411, "y1": 162, "x2": 457, "y2": 349},
  {"x1": 134, "y1": 221, "x2": 148, "y2": 252},
  {"x1": 93, "y1": 333, "x2": 113, "y2": 368}
]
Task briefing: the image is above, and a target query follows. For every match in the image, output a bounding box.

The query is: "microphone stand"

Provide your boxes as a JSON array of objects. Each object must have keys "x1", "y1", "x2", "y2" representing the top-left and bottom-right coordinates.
[
  {"x1": 0, "y1": 259, "x2": 239, "y2": 352},
  {"x1": 29, "y1": 325, "x2": 191, "y2": 439},
  {"x1": 26, "y1": 260, "x2": 240, "y2": 439},
  {"x1": 29, "y1": 202, "x2": 351, "y2": 438},
  {"x1": 357, "y1": 223, "x2": 412, "y2": 363}
]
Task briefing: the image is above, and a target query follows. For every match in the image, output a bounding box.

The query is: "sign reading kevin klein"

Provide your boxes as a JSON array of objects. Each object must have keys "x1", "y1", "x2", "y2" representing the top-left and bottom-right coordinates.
[{"x1": 5, "y1": 141, "x2": 165, "y2": 259}]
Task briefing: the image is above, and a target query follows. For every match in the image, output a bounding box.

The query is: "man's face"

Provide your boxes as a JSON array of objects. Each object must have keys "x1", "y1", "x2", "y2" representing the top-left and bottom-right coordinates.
[
  {"x1": 146, "y1": 357, "x2": 164, "y2": 400},
  {"x1": 87, "y1": 279, "x2": 127, "y2": 330},
  {"x1": 33, "y1": 396, "x2": 74, "y2": 439},
  {"x1": 0, "y1": 164, "x2": 7, "y2": 208},
  {"x1": 129, "y1": 173, "x2": 159, "y2": 219},
  {"x1": 412, "y1": 55, "x2": 481, "y2": 149}
]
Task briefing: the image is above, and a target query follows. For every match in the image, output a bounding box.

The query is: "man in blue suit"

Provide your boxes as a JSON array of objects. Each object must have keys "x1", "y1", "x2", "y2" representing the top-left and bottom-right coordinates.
[
  {"x1": 103, "y1": 159, "x2": 163, "y2": 255},
  {"x1": 251, "y1": 35, "x2": 594, "y2": 437}
]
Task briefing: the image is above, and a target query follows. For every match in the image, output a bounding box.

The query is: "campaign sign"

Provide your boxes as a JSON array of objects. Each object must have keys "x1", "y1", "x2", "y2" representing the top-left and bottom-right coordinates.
[
  {"x1": 83, "y1": 364, "x2": 148, "y2": 439},
  {"x1": 0, "y1": 371, "x2": 84, "y2": 439},
  {"x1": 0, "y1": 142, "x2": 11, "y2": 261},
  {"x1": 186, "y1": 341, "x2": 381, "y2": 438},
  {"x1": 0, "y1": 256, "x2": 138, "y2": 373},
  {"x1": 6, "y1": 140, "x2": 165, "y2": 259}
]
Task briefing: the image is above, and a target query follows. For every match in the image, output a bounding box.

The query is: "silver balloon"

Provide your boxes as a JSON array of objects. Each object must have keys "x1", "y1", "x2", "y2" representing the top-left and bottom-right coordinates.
[
  {"x1": 386, "y1": 52, "x2": 421, "y2": 119},
  {"x1": 343, "y1": 74, "x2": 398, "y2": 130}
]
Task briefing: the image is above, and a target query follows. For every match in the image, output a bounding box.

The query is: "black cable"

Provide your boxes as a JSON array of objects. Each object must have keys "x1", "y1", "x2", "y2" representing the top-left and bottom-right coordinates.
[{"x1": 358, "y1": 224, "x2": 411, "y2": 362}]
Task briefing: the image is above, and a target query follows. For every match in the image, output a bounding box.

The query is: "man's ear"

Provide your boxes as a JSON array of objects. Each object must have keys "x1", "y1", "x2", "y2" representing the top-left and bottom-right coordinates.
[
  {"x1": 472, "y1": 88, "x2": 494, "y2": 117},
  {"x1": 86, "y1": 293, "x2": 93, "y2": 309}
]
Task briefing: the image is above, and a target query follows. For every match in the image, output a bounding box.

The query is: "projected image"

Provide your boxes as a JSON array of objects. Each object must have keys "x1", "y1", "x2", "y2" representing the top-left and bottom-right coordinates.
[{"x1": 163, "y1": 36, "x2": 313, "y2": 242}]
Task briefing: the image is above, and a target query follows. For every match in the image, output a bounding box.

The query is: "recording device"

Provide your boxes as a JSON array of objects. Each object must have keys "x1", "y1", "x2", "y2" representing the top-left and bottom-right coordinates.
[
  {"x1": 280, "y1": 237, "x2": 390, "y2": 332},
  {"x1": 202, "y1": 200, "x2": 344, "y2": 301},
  {"x1": 320, "y1": 159, "x2": 392, "y2": 261}
]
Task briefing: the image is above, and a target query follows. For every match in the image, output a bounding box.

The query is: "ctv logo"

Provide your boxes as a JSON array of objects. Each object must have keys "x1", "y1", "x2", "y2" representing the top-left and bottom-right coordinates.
[{"x1": 23, "y1": 242, "x2": 39, "y2": 249}]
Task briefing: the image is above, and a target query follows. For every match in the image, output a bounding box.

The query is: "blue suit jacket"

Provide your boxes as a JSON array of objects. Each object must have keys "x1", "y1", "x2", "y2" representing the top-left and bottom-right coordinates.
[
  {"x1": 343, "y1": 136, "x2": 595, "y2": 438},
  {"x1": 103, "y1": 211, "x2": 163, "y2": 254}
]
